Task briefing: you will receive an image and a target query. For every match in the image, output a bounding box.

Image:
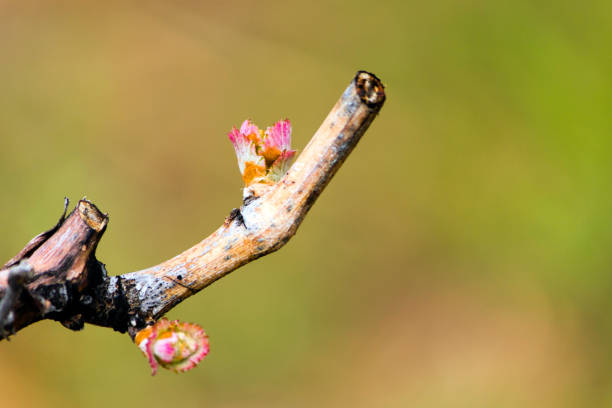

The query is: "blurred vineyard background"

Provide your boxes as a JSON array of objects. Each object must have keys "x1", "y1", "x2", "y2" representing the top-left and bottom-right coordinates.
[{"x1": 1, "y1": 0, "x2": 611, "y2": 407}]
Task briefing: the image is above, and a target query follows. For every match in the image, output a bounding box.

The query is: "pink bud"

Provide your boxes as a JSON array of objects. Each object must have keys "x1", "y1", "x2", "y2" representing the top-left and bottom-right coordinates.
[
  {"x1": 228, "y1": 119, "x2": 296, "y2": 186},
  {"x1": 135, "y1": 318, "x2": 209, "y2": 375}
]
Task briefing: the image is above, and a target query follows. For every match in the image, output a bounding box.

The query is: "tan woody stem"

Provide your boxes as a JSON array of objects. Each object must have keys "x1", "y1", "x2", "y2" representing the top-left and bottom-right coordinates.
[{"x1": 119, "y1": 72, "x2": 385, "y2": 326}]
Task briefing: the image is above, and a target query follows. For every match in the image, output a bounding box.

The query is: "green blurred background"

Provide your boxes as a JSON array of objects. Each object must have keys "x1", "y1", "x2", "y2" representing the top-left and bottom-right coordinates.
[{"x1": 1, "y1": 0, "x2": 611, "y2": 406}]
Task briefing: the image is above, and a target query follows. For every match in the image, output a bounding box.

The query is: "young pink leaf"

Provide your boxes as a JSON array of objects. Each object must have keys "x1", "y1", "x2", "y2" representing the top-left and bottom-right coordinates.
[{"x1": 228, "y1": 118, "x2": 297, "y2": 186}]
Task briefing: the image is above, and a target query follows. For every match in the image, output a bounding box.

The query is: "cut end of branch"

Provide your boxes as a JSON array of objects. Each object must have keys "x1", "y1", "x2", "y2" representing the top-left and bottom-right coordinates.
[
  {"x1": 355, "y1": 71, "x2": 386, "y2": 108},
  {"x1": 78, "y1": 199, "x2": 108, "y2": 232}
]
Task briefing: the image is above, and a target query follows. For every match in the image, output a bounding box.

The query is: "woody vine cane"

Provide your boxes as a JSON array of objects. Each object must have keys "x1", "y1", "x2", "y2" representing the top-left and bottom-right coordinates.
[{"x1": 0, "y1": 71, "x2": 386, "y2": 374}]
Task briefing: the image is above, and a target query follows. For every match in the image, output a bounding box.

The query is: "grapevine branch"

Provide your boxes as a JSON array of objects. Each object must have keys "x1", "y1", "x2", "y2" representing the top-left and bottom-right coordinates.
[{"x1": 0, "y1": 71, "x2": 386, "y2": 341}]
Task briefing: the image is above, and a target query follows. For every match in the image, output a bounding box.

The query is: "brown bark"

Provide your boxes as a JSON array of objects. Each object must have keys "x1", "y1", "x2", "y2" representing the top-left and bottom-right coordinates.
[
  {"x1": 0, "y1": 71, "x2": 386, "y2": 340},
  {"x1": 0, "y1": 200, "x2": 108, "y2": 337}
]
